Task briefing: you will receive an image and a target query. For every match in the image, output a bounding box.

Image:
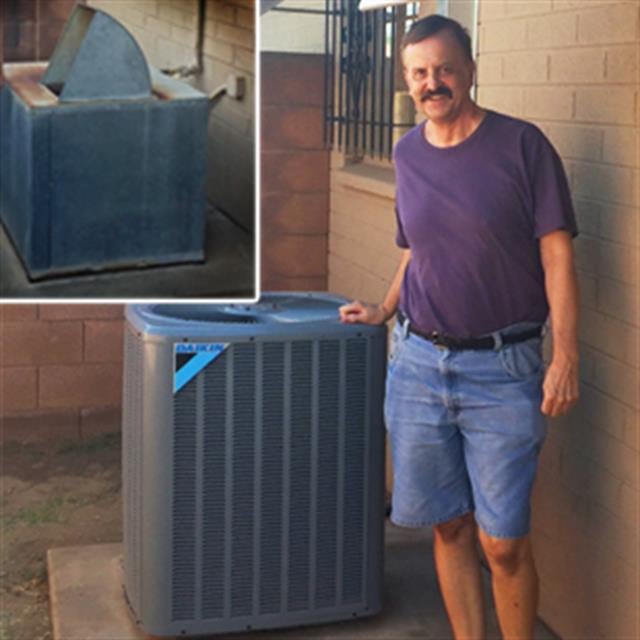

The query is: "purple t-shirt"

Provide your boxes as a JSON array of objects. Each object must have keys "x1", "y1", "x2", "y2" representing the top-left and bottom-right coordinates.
[{"x1": 394, "y1": 110, "x2": 577, "y2": 338}]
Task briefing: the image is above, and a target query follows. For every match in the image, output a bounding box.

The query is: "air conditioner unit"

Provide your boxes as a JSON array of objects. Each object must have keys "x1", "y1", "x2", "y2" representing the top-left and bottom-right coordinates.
[{"x1": 122, "y1": 293, "x2": 387, "y2": 637}]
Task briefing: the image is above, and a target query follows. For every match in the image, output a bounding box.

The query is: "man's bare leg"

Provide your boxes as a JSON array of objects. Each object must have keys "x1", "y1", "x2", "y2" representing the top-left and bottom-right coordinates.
[
  {"x1": 478, "y1": 530, "x2": 538, "y2": 640},
  {"x1": 433, "y1": 513, "x2": 486, "y2": 640}
]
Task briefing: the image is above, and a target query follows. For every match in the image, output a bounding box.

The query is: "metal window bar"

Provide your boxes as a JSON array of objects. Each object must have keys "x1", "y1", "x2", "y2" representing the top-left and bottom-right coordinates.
[{"x1": 325, "y1": 0, "x2": 418, "y2": 160}]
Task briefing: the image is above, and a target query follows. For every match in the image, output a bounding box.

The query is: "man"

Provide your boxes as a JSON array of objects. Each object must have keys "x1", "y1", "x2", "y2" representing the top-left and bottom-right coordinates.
[{"x1": 340, "y1": 14, "x2": 579, "y2": 640}]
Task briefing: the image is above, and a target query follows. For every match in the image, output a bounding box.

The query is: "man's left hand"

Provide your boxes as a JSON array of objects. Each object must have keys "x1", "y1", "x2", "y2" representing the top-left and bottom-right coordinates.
[{"x1": 541, "y1": 357, "x2": 579, "y2": 417}]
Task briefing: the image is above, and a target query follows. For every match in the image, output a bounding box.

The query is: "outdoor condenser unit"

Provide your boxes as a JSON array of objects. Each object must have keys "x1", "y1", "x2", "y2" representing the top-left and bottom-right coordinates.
[
  {"x1": 122, "y1": 294, "x2": 387, "y2": 637},
  {"x1": 0, "y1": 5, "x2": 207, "y2": 280}
]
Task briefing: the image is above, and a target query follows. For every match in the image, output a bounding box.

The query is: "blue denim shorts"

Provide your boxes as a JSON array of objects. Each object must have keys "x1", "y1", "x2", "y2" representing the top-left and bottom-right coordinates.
[{"x1": 385, "y1": 320, "x2": 547, "y2": 539}]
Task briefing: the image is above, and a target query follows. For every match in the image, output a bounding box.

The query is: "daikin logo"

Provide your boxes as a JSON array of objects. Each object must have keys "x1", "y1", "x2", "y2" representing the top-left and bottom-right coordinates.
[
  {"x1": 176, "y1": 343, "x2": 226, "y2": 354},
  {"x1": 174, "y1": 343, "x2": 228, "y2": 393}
]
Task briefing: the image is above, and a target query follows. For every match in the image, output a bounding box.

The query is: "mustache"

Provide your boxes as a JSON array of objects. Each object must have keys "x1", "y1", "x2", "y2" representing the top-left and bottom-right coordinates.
[{"x1": 421, "y1": 86, "x2": 453, "y2": 101}]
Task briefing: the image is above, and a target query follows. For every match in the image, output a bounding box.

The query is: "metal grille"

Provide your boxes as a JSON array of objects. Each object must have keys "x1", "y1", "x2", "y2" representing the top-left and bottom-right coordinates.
[
  {"x1": 287, "y1": 341, "x2": 313, "y2": 611},
  {"x1": 201, "y1": 351, "x2": 228, "y2": 620},
  {"x1": 343, "y1": 339, "x2": 367, "y2": 603},
  {"x1": 259, "y1": 343, "x2": 285, "y2": 615},
  {"x1": 316, "y1": 340, "x2": 340, "y2": 608},
  {"x1": 162, "y1": 334, "x2": 377, "y2": 624},
  {"x1": 172, "y1": 378, "x2": 198, "y2": 621},
  {"x1": 325, "y1": 0, "x2": 420, "y2": 160},
  {"x1": 231, "y1": 344, "x2": 257, "y2": 618}
]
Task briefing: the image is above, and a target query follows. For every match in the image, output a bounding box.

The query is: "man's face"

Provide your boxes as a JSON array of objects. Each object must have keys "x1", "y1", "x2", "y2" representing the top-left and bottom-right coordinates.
[{"x1": 402, "y1": 30, "x2": 475, "y2": 125}]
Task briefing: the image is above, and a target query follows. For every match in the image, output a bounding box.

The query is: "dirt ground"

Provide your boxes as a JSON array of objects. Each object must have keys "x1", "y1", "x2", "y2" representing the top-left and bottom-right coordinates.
[{"x1": 1, "y1": 432, "x2": 122, "y2": 640}]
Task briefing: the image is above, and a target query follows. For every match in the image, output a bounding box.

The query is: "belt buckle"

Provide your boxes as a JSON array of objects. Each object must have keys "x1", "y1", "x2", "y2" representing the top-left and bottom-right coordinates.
[{"x1": 430, "y1": 331, "x2": 449, "y2": 350}]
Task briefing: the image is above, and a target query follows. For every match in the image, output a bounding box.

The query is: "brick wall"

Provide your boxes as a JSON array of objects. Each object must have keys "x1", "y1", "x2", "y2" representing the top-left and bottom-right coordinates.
[
  {"x1": 1, "y1": 0, "x2": 79, "y2": 86},
  {"x1": 87, "y1": 0, "x2": 255, "y2": 230},
  {"x1": 2, "y1": 0, "x2": 77, "y2": 65},
  {"x1": 478, "y1": 2, "x2": 639, "y2": 638},
  {"x1": 261, "y1": 53, "x2": 329, "y2": 291},
  {"x1": 0, "y1": 306, "x2": 124, "y2": 443}
]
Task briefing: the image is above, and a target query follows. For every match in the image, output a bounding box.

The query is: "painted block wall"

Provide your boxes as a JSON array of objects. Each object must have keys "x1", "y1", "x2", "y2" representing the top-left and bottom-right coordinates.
[
  {"x1": 87, "y1": 0, "x2": 255, "y2": 231},
  {"x1": 261, "y1": 0, "x2": 325, "y2": 54},
  {"x1": 328, "y1": 1, "x2": 639, "y2": 637},
  {"x1": 476, "y1": 2, "x2": 639, "y2": 638},
  {"x1": 328, "y1": 159, "x2": 402, "y2": 307},
  {"x1": 0, "y1": 306, "x2": 125, "y2": 442}
]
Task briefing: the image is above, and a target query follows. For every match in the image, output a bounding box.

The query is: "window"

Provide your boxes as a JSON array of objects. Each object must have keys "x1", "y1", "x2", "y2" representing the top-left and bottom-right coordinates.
[{"x1": 324, "y1": 0, "x2": 420, "y2": 160}]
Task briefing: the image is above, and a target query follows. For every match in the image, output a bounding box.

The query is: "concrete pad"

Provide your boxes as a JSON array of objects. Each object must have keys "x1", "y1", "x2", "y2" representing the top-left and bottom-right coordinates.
[
  {"x1": 48, "y1": 525, "x2": 559, "y2": 640},
  {"x1": 47, "y1": 543, "x2": 141, "y2": 640}
]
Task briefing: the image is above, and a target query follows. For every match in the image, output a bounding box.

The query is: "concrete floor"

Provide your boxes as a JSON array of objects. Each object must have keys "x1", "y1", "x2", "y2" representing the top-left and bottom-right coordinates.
[
  {"x1": 48, "y1": 523, "x2": 559, "y2": 640},
  {"x1": 0, "y1": 207, "x2": 254, "y2": 299}
]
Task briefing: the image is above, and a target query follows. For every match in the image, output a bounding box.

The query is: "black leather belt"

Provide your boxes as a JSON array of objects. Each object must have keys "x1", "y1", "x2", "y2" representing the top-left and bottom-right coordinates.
[{"x1": 396, "y1": 310, "x2": 542, "y2": 351}]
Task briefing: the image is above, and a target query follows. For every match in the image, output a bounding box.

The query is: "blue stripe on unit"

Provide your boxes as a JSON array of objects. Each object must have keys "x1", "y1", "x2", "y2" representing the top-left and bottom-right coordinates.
[{"x1": 174, "y1": 347, "x2": 225, "y2": 393}]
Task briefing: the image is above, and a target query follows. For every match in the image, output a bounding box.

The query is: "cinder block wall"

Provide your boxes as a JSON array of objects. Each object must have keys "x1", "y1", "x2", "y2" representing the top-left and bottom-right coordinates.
[
  {"x1": 87, "y1": 0, "x2": 255, "y2": 231},
  {"x1": 328, "y1": 161, "x2": 402, "y2": 304},
  {"x1": 477, "y1": 2, "x2": 639, "y2": 638},
  {"x1": 328, "y1": 1, "x2": 639, "y2": 637},
  {"x1": 261, "y1": 0, "x2": 325, "y2": 53},
  {"x1": 0, "y1": 306, "x2": 124, "y2": 442},
  {"x1": 261, "y1": 53, "x2": 329, "y2": 291}
]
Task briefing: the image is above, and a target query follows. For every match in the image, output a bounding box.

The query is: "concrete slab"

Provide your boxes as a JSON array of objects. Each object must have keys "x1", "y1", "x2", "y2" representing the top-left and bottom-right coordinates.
[
  {"x1": 48, "y1": 524, "x2": 559, "y2": 640},
  {"x1": 0, "y1": 207, "x2": 254, "y2": 299},
  {"x1": 47, "y1": 543, "x2": 140, "y2": 640}
]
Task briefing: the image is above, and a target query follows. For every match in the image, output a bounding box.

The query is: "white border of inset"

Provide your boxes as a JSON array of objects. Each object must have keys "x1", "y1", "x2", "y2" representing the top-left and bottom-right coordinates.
[{"x1": 1, "y1": 0, "x2": 261, "y2": 306}]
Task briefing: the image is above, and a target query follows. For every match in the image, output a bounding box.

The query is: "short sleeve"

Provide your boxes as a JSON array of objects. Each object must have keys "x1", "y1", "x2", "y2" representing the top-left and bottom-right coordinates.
[
  {"x1": 395, "y1": 205, "x2": 409, "y2": 248},
  {"x1": 526, "y1": 129, "x2": 578, "y2": 239}
]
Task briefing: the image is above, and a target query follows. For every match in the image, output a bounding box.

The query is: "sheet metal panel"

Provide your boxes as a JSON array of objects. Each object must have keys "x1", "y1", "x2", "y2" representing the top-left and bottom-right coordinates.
[{"x1": 43, "y1": 5, "x2": 152, "y2": 102}]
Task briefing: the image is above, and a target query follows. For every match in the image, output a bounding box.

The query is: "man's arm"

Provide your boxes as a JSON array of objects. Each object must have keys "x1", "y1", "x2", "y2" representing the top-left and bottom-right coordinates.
[
  {"x1": 339, "y1": 249, "x2": 411, "y2": 325},
  {"x1": 539, "y1": 230, "x2": 580, "y2": 417}
]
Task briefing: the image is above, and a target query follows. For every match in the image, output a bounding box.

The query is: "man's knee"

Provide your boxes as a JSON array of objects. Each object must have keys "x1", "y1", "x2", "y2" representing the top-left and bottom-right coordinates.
[
  {"x1": 433, "y1": 512, "x2": 476, "y2": 545},
  {"x1": 478, "y1": 530, "x2": 531, "y2": 576}
]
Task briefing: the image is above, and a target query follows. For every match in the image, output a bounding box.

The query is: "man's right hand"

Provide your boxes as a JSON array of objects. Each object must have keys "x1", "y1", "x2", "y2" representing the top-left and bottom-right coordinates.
[{"x1": 339, "y1": 301, "x2": 389, "y2": 325}]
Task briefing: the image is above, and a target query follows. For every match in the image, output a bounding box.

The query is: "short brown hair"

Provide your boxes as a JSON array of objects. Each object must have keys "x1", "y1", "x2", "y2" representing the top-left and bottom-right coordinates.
[{"x1": 402, "y1": 15, "x2": 473, "y2": 62}]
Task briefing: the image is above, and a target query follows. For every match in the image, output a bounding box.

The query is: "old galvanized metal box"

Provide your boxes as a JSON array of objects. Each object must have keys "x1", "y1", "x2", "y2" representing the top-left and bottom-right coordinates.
[{"x1": 0, "y1": 5, "x2": 207, "y2": 280}]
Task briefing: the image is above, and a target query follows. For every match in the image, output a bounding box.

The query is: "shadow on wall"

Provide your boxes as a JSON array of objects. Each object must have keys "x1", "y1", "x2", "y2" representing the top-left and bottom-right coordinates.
[
  {"x1": 205, "y1": 91, "x2": 254, "y2": 233},
  {"x1": 195, "y1": 35, "x2": 255, "y2": 234}
]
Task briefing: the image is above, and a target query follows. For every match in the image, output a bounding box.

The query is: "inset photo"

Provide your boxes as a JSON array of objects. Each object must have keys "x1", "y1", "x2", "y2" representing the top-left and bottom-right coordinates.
[{"x1": 0, "y1": 0, "x2": 256, "y2": 300}]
